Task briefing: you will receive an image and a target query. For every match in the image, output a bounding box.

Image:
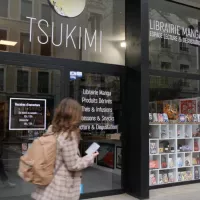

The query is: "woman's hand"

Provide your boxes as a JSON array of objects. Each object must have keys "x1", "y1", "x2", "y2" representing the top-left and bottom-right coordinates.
[{"x1": 92, "y1": 152, "x2": 99, "y2": 159}]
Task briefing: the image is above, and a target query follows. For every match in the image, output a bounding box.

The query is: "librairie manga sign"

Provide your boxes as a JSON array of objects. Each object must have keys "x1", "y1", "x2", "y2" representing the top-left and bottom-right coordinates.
[{"x1": 150, "y1": 19, "x2": 200, "y2": 46}]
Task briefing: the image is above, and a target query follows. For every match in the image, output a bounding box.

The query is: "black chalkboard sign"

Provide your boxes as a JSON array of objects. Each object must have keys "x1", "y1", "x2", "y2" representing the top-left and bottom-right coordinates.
[{"x1": 9, "y1": 98, "x2": 46, "y2": 130}]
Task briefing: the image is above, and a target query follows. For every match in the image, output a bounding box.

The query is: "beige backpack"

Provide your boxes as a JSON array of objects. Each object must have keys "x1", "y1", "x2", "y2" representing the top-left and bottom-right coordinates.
[{"x1": 18, "y1": 133, "x2": 57, "y2": 186}]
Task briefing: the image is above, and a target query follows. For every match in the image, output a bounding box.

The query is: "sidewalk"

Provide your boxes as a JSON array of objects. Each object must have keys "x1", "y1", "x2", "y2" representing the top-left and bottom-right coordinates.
[{"x1": 86, "y1": 183, "x2": 200, "y2": 200}]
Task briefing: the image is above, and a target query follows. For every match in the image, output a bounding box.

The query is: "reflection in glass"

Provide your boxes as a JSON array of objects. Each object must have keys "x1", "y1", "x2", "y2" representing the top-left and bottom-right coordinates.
[
  {"x1": 149, "y1": 76, "x2": 200, "y2": 186},
  {"x1": 0, "y1": 64, "x2": 61, "y2": 199},
  {"x1": 70, "y1": 72, "x2": 122, "y2": 193},
  {"x1": 0, "y1": 0, "x2": 125, "y2": 65},
  {"x1": 149, "y1": 0, "x2": 200, "y2": 74}
]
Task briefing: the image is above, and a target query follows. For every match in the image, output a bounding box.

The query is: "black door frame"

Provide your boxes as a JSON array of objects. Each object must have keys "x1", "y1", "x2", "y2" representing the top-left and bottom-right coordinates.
[{"x1": 0, "y1": 51, "x2": 125, "y2": 199}]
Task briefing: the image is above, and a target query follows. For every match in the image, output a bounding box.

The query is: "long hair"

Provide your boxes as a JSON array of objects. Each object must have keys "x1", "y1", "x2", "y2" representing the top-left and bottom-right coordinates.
[{"x1": 52, "y1": 98, "x2": 82, "y2": 140}]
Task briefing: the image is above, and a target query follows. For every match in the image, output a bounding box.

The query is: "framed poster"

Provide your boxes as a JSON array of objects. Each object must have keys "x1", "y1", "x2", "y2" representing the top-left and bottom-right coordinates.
[
  {"x1": 116, "y1": 146, "x2": 122, "y2": 169},
  {"x1": 97, "y1": 143, "x2": 115, "y2": 169},
  {"x1": 9, "y1": 98, "x2": 46, "y2": 130}
]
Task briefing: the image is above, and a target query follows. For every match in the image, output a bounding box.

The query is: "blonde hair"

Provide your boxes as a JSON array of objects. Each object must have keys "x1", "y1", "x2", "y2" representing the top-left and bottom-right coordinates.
[{"x1": 52, "y1": 98, "x2": 82, "y2": 140}]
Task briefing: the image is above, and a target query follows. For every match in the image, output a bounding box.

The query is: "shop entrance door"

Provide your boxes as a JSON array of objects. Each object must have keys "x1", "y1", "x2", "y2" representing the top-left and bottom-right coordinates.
[
  {"x1": 64, "y1": 61, "x2": 124, "y2": 198},
  {"x1": 0, "y1": 53, "x2": 124, "y2": 200}
]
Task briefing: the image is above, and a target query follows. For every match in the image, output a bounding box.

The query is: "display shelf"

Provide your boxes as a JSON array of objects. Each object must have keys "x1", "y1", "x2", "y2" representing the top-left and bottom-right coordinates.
[{"x1": 149, "y1": 123, "x2": 200, "y2": 186}]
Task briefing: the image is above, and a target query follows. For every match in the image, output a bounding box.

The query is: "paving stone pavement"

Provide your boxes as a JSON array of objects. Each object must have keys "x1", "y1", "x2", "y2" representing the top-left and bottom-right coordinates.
[{"x1": 85, "y1": 183, "x2": 200, "y2": 200}]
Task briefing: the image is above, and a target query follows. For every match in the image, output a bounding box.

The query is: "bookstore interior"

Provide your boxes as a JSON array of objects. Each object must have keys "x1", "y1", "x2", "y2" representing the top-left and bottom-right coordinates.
[{"x1": 149, "y1": 97, "x2": 200, "y2": 185}]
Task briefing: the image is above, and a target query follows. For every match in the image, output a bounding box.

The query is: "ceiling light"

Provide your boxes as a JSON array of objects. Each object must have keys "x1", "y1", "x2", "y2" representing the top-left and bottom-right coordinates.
[
  {"x1": 120, "y1": 41, "x2": 126, "y2": 48},
  {"x1": 0, "y1": 40, "x2": 17, "y2": 46}
]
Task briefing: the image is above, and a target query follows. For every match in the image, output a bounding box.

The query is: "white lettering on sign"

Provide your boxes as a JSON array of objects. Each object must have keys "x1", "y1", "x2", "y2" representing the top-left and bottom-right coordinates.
[
  {"x1": 149, "y1": 19, "x2": 200, "y2": 46},
  {"x1": 27, "y1": 16, "x2": 102, "y2": 52}
]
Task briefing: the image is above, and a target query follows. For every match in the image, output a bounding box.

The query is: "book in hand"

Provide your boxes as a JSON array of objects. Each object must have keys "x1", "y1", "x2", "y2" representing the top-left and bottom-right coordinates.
[{"x1": 85, "y1": 142, "x2": 100, "y2": 156}]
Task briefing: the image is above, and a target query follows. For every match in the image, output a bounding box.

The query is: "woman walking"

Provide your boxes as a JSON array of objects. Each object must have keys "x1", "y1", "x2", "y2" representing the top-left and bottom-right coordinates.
[{"x1": 32, "y1": 98, "x2": 98, "y2": 200}]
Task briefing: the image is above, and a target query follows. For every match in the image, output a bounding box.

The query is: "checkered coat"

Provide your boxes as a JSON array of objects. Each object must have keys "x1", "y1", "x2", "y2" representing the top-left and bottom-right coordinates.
[{"x1": 32, "y1": 129, "x2": 94, "y2": 200}]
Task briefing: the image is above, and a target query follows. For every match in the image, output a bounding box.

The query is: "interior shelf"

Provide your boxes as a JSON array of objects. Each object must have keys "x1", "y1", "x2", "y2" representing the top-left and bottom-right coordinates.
[{"x1": 149, "y1": 123, "x2": 200, "y2": 186}]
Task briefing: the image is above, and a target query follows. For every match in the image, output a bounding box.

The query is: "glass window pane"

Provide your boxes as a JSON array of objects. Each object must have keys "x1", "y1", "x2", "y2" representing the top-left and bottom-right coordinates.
[
  {"x1": 149, "y1": 0, "x2": 200, "y2": 74},
  {"x1": 0, "y1": 0, "x2": 8, "y2": 17},
  {"x1": 21, "y1": 0, "x2": 32, "y2": 21},
  {"x1": 149, "y1": 76, "x2": 200, "y2": 185},
  {"x1": 69, "y1": 72, "x2": 122, "y2": 193},
  {"x1": 1, "y1": 0, "x2": 125, "y2": 65},
  {"x1": 0, "y1": 65, "x2": 61, "y2": 199}
]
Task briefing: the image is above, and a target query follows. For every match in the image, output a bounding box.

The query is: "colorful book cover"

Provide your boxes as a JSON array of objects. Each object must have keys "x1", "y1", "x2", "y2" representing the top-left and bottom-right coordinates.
[
  {"x1": 179, "y1": 114, "x2": 185, "y2": 123},
  {"x1": 158, "y1": 114, "x2": 164, "y2": 123},
  {"x1": 186, "y1": 114, "x2": 193, "y2": 122},
  {"x1": 163, "y1": 113, "x2": 169, "y2": 123}
]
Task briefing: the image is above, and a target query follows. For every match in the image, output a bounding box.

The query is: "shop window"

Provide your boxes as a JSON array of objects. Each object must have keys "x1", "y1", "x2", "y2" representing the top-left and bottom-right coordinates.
[
  {"x1": 21, "y1": 0, "x2": 32, "y2": 21},
  {"x1": 40, "y1": 36, "x2": 51, "y2": 56},
  {"x1": 149, "y1": 76, "x2": 200, "y2": 186},
  {"x1": 69, "y1": 72, "x2": 122, "y2": 193},
  {"x1": 0, "y1": 68, "x2": 4, "y2": 91},
  {"x1": 88, "y1": 13, "x2": 102, "y2": 34},
  {"x1": 17, "y1": 69, "x2": 29, "y2": 92},
  {"x1": 20, "y1": 33, "x2": 31, "y2": 54},
  {"x1": 38, "y1": 71, "x2": 49, "y2": 94},
  {"x1": 0, "y1": 29, "x2": 7, "y2": 51},
  {"x1": 180, "y1": 42, "x2": 189, "y2": 52},
  {"x1": 41, "y1": 4, "x2": 52, "y2": 23},
  {"x1": 161, "y1": 37, "x2": 170, "y2": 49},
  {"x1": 0, "y1": 0, "x2": 8, "y2": 18}
]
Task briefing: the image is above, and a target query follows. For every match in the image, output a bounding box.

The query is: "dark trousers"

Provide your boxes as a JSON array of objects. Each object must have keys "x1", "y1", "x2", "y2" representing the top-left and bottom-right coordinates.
[{"x1": 0, "y1": 158, "x2": 8, "y2": 182}]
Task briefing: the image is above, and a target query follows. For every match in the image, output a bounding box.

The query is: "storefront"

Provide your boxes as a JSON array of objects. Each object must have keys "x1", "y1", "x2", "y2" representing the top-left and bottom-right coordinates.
[
  {"x1": 1, "y1": 0, "x2": 200, "y2": 200},
  {"x1": 0, "y1": 0, "x2": 127, "y2": 200},
  {"x1": 149, "y1": 0, "x2": 200, "y2": 192}
]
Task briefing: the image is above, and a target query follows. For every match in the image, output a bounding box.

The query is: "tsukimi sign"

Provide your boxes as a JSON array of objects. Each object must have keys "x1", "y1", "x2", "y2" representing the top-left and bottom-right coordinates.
[{"x1": 9, "y1": 98, "x2": 46, "y2": 130}]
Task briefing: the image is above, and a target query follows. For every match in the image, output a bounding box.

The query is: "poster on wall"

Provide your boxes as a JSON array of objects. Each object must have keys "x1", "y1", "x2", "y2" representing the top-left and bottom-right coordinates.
[
  {"x1": 180, "y1": 99, "x2": 197, "y2": 114},
  {"x1": 97, "y1": 143, "x2": 115, "y2": 169},
  {"x1": 116, "y1": 146, "x2": 122, "y2": 169},
  {"x1": 9, "y1": 98, "x2": 46, "y2": 130}
]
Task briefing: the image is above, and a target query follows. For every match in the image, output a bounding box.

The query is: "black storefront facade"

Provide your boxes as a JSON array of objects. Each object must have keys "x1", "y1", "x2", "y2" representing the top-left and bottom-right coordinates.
[{"x1": 1, "y1": 0, "x2": 200, "y2": 200}]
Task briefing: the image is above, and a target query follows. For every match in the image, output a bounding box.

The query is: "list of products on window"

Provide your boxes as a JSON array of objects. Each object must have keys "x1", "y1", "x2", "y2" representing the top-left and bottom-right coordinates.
[
  {"x1": 80, "y1": 88, "x2": 117, "y2": 131},
  {"x1": 9, "y1": 98, "x2": 46, "y2": 130}
]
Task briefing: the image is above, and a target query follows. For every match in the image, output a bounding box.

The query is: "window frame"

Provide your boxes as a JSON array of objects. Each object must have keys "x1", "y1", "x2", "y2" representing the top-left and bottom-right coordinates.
[{"x1": 15, "y1": 68, "x2": 31, "y2": 93}]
